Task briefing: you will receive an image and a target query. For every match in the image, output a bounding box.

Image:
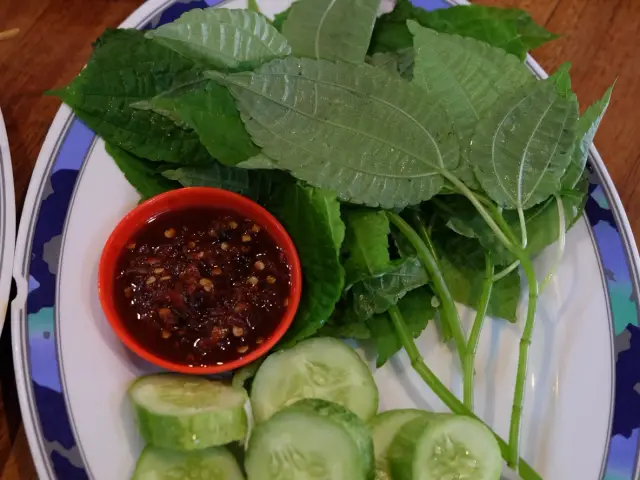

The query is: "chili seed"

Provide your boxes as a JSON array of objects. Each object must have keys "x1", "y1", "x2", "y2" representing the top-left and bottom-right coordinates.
[
  {"x1": 164, "y1": 228, "x2": 176, "y2": 239},
  {"x1": 161, "y1": 330, "x2": 171, "y2": 339},
  {"x1": 232, "y1": 326, "x2": 244, "y2": 337},
  {"x1": 147, "y1": 257, "x2": 162, "y2": 265},
  {"x1": 284, "y1": 298, "x2": 289, "y2": 307},
  {"x1": 241, "y1": 246, "x2": 249, "y2": 253},
  {"x1": 267, "y1": 275, "x2": 276, "y2": 284},
  {"x1": 153, "y1": 267, "x2": 164, "y2": 274},
  {"x1": 158, "y1": 308, "x2": 174, "y2": 323},
  {"x1": 237, "y1": 345, "x2": 249, "y2": 354},
  {"x1": 229, "y1": 220, "x2": 238, "y2": 229},
  {"x1": 256, "y1": 337, "x2": 264, "y2": 345},
  {"x1": 254, "y1": 261, "x2": 265, "y2": 271},
  {"x1": 247, "y1": 276, "x2": 259, "y2": 286},
  {"x1": 187, "y1": 241, "x2": 196, "y2": 248},
  {"x1": 212, "y1": 267, "x2": 222, "y2": 276},
  {"x1": 221, "y1": 242, "x2": 229, "y2": 251},
  {"x1": 234, "y1": 303, "x2": 247, "y2": 313},
  {"x1": 146, "y1": 276, "x2": 157, "y2": 285},
  {"x1": 251, "y1": 224, "x2": 261, "y2": 233},
  {"x1": 208, "y1": 228, "x2": 217, "y2": 237},
  {"x1": 126, "y1": 242, "x2": 136, "y2": 250},
  {"x1": 160, "y1": 276, "x2": 172, "y2": 281},
  {"x1": 199, "y1": 278, "x2": 214, "y2": 292},
  {"x1": 242, "y1": 234, "x2": 251, "y2": 243},
  {"x1": 124, "y1": 287, "x2": 133, "y2": 298}
]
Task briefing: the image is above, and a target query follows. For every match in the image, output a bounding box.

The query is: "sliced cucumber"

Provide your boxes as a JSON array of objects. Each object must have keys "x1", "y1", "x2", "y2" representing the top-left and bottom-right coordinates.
[
  {"x1": 250, "y1": 337, "x2": 378, "y2": 423},
  {"x1": 132, "y1": 445, "x2": 244, "y2": 479},
  {"x1": 232, "y1": 359, "x2": 263, "y2": 391},
  {"x1": 369, "y1": 409, "x2": 433, "y2": 480},
  {"x1": 389, "y1": 414, "x2": 502, "y2": 480},
  {"x1": 245, "y1": 398, "x2": 374, "y2": 480},
  {"x1": 129, "y1": 374, "x2": 248, "y2": 451}
]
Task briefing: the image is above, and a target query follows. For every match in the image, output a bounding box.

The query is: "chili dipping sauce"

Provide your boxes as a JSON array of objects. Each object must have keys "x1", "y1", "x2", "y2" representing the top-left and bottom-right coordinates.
[{"x1": 114, "y1": 208, "x2": 291, "y2": 366}]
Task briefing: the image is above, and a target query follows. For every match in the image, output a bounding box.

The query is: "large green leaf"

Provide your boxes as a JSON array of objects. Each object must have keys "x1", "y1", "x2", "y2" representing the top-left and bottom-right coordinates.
[
  {"x1": 213, "y1": 57, "x2": 459, "y2": 208},
  {"x1": 134, "y1": 79, "x2": 260, "y2": 166},
  {"x1": 271, "y1": 184, "x2": 346, "y2": 347},
  {"x1": 562, "y1": 84, "x2": 614, "y2": 188},
  {"x1": 146, "y1": 8, "x2": 291, "y2": 69},
  {"x1": 366, "y1": 49, "x2": 414, "y2": 79},
  {"x1": 53, "y1": 29, "x2": 211, "y2": 164},
  {"x1": 341, "y1": 209, "x2": 391, "y2": 287},
  {"x1": 351, "y1": 257, "x2": 429, "y2": 321},
  {"x1": 430, "y1": 229, "x2": 521, "y2": 323},
  {"x1": 162, "y1": 163, "x2": 283, "y2": 203},
  {"x1": 370, "y1": 0, "x2": 557, "y2": 60},
  {"x1": 281, "y1": 0, "x2": 379, "y2": 64},
  {"x1": 368, "y1": 287, "x2": 435, "y2": 367},
  {"x1": 409, "y1": 22, "x2": 533, "y2": 140},
  {"x1": 106, "y1": 143, "x2": 180, "y2": 200},
  {"x1": 469, "y1": 75, "x2": 579, "y2": 210}
]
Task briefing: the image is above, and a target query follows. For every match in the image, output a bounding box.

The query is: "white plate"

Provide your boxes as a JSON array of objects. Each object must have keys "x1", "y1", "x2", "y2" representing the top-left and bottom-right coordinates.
[
  {"x1": 0, "y1": 108, "x2": 15, "y2": 327},
  {"x1": 11, "y1": 1, "x2": 640, "y2": 479}
]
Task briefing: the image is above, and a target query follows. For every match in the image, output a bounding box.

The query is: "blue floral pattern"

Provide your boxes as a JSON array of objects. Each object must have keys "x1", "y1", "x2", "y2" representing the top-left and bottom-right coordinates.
[{"x1": 16, "y1": 0, "x2": 640, "y2": 478}]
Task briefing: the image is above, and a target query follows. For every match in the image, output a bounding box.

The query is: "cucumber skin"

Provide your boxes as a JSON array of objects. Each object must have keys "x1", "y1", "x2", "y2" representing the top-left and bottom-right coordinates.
[
  {"x1": 286, "y1": 399, "x2": 375, "y2": 480},
  {"x1": 132, "y1": 445, "x2": 245, "y2": 480},
  {"x1": 245, "y1": 398, "x2": 375, "y2": 480},
  {"x1": 133, "y1": 400, "x2": 248, "y2": 451},
  {"x1": 369, "y1": 409, "x2": 433, "y2": 480},
  {"x1": 387, "y1": 415, "x2": 435, "y2": 480}
]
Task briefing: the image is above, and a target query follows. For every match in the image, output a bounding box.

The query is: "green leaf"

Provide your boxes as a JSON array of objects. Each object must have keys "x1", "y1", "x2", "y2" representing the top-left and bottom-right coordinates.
[
  {"x1": 366, "y1": 48, "x2": 414, "y2": 79},
  {"x1": 106, "y1": 143, "x2": 181, "y2": 200},
  {"x1": 562, "y1": 83, "x2": 614, "y2": 188},
  {"x1": 368, "y1": 287, "x2": 435, "y2": 367},
  {"x1": 469, "y1": 75, "x2": 579, "y2": 210},
  {"x1": 370, "y1": 0, "x2": 558, "y2": 60},
  {"x1": 52, "y1": 29, "x2": 211, "y2": 165},
  {"x1": 281, "y1": 0, "x2": 379, "y2": 64},
  {"x1": 145, "y1": 8, "x2": 291, "y2": 69},
  {"x1": 351, "y1": 257, "x2": 429, "y2": 321},
  {"x1": 213, "y1": 57, "x2": 459, "y2": 208},
  {"x1": 272, "y1": 7, "x2": 291, "y2": 32},
  {"x1": 270, "y1": 184, "x2": 346, "y2": 347},
  {"x1": 341, "y1": 209, "x2": 391, "y2": 287},
  {"x1": 247, "y1": 0, "x2": 262, "y2": 14},
  {"x1": 409, "y1": 22, "x2": 533, "y2": 141},
  {"x1": 317, "y1": 304, "x2": 372, "y2": 340},
  {"x1": 431, "y1": 179, "x2": 588, "y2": 266},
  {"x1": 134, "y1": 79, "x2": 260, "y2": 166},
  {"x1": 552, "y1": 62, "x2": 573, "y2": 98},
  {"x1": 431, "y1": 229, "x2": 520, "y2": 322},
  {"x1": 162, "y1": 163, "x2": 283, "y2": 203}
]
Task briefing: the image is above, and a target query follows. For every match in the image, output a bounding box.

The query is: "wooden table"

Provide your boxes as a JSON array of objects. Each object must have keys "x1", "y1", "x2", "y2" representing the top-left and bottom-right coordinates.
[{"x1": 0, "y1": 0, "x2": 638, "y2": 477}]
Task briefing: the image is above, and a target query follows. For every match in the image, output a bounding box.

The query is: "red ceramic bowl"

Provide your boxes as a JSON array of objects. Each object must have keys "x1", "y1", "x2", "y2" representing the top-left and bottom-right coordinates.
[{"x1": 98, "y1": 187, "x2": 302, "y2": 375}]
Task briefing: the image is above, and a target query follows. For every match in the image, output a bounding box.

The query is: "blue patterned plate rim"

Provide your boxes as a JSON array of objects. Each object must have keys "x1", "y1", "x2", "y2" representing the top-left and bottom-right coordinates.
[{"x1": 9, "y1": 0, "x2": 640, "y2": 479}]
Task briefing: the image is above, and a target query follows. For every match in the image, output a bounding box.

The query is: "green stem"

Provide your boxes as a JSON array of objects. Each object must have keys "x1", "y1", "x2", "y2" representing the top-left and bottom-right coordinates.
[
  {"x1": 463, "y1": 256, "x2": 494, "y2": 410},
  {"x1": 387, "y1": 305, "x2": 541, "y2": 480},
  {"x1": 386, "y1": 212, "x2": 467, "y2": 356},
  {"x1": 507, "y1": 253, "x2": 539, "y2": 469},
  {"x1": 517, "y1": 207, "x2": 528, "y2": 249},
  {"x1": 492, "y1": 260, "x2": 520, "y2": 282}
]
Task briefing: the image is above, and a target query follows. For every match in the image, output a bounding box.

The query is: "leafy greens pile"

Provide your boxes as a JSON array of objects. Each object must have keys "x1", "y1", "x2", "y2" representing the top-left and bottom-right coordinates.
[{"x1": 52, "y1": 1, "x2": 614, "y2": 478}]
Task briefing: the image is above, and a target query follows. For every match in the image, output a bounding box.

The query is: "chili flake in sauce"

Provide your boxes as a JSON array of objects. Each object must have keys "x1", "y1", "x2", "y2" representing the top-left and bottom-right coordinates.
[{"x1": 114, "y1": 208, "x2": 291, "y2": 366}]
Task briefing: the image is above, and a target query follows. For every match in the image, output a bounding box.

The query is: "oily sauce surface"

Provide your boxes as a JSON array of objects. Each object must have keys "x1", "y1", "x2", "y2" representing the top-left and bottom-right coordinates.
[{"x1": 114, "y1": 208, "x2": 291, "y2": 366}]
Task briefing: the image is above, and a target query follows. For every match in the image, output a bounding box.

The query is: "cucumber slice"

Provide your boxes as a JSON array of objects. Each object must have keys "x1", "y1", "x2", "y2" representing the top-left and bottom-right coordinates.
[
  {"x1": 389, "y1": 414, "x2": 502, "y2": 480},
  {"x1": 245, "y1": 398, "x2": 374, "y2": 480},
  {"x1": 129, "y1": 374, "x2": 248, "y2": 451},
  {"x1": 251, "y1": 337, "x2": 378, "y2": 423},
  {"x1": 132, "y1": 445, "x2": 244, "y2": 479},
  {"x1": 369, "y1": 409, "x2": 433, "y2": 480}
]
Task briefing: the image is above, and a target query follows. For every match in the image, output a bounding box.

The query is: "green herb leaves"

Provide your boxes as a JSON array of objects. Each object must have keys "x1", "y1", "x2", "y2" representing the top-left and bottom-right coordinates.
[
  {"x1": 469, "y1": 76, "x2": 579, "y2": 210},
  {"x1": 215, "y1": 57, "x2": 459, "y2": 208},
  {"x1": 281, "y1": 0, "x2": 379, "y2": 63},
  {"x1": 146, "y1": 9, "x2": 291, "y2": 69}
]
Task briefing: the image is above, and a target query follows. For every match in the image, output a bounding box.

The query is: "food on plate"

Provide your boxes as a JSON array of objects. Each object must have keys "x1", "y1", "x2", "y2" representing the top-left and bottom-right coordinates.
[
  {"x1": 129, "y1": 374, "x2": 248, "y2": 451},
  {"x1": 53, "y1": 0, "x2": 617, "y2": 476},
  {"x1": 250, "y1": 336, "x2": 379, "y2": 423},
  {"x1": 115, "y1": 207, "x2": 291, "y2": 366},
  {"x1": 369, "y1": 409, "x2": 434, "y2": 480},
  {"x1": 132, "y1": 445, "x2": 244, "y2": 479}
]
